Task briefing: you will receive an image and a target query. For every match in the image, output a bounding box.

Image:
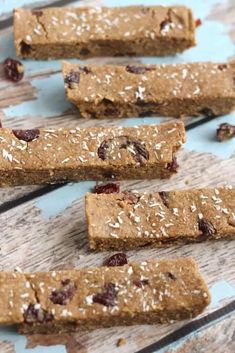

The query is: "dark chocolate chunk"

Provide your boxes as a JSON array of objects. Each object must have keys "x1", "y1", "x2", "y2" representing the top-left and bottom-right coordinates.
[
  {"x1": 12, "y1": 129, "x2": 40, "y2": 142},
  {"x1": 93, "y1": 283, "x2": 117, "y2": 307}
]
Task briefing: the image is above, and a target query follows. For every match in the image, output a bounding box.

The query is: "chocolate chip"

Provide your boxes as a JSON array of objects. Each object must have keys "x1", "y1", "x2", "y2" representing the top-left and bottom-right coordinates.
[
  {"x1": 198, "y1": 218, "x2": 216, "y2": 237},
  {"x1": 160, "y1": 19, "x2": 171, "y2": 32},
  {"x1": 159, "y1": 191, "x2": 169, "y2": 207},
  {"x1": 31, "y1": 10, "x2": 43, "y2": 16},
  {"x1": 24, "y1": 304, "x2": 53, "y2": 323},
  {"x1": 65, "y1": 70, "x2": 80, "y2": 88},
  {"x1": 101, "y1": 98, "x2": 120, "y2": 117},
  {"x1": 133, "y1": 279, "x2": 149, "y2": 288},
  {"x1": 166, "y1": 157, "x2": 178, "y2": 172},
  {"x1": 93, "y1": 283, "x2": 117, "y2": 307},
  {"x1": 97, "y1": 136, "x2": 149, "y2": 164},
  {"x1": 12, "y1": 129, "x2": 40, "y2": 142},
  {"x1": 105, "y1": 253, "x2": 128, "y2": 267},
  {"x1": 50, "y1": 279, "x2": 76, "y2": 305},
  {"x1": 3, "y1": 58, "x2": 24, "y2": 82},
  {"x1": 94, "y1": 182, "x2": 120, "y2": 194},
  {"x1": 20, "y1": 41, "x2": 31, "y2": 56},
  {"x1": 79, "y1": 48, "x2": 90, "y2": 56},
  {"x1": 126, "y1": 65, "x2": 153, "y2": 74},
  {"x1": 199, "y1": 108, "x2": 216, "y2": 118},
  {"x1": 216, "y1": 123, "x2": 235, "y2": 141}
]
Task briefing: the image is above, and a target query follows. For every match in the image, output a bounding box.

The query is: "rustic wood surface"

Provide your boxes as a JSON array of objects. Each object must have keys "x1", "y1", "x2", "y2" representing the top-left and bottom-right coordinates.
[{"x1": 0, "y1": 0, "x2": 235, "y2": 352}]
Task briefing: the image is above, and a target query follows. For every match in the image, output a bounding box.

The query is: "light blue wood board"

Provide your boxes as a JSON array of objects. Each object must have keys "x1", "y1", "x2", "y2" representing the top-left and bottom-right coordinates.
[{"x1": 0, "y1": 0, "x2": 235, "y2": 352}]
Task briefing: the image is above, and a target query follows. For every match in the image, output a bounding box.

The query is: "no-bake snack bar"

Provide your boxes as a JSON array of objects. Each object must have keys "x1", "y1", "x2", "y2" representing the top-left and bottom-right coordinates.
[
  {"x1": 0, "y1": 258, "x2": 210, "y2": 333},
  {"x1": 86, "y1": 186, "x2": 235, "y2": 250},
  {"x1": 0, "y1": 122, "x2": 185, "y2": 186},
  {"x1": 63, "y1": 62, "x2": 235, "y2": 119},
  {"x1": 14, "y1": 6, "x2": 195, "y2": 59}
]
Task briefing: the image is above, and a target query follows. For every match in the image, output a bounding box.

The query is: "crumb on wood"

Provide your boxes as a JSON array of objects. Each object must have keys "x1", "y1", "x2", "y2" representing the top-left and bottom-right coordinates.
[{"x1": 117, "y1": 338, "x2": 127, "y2": 347}]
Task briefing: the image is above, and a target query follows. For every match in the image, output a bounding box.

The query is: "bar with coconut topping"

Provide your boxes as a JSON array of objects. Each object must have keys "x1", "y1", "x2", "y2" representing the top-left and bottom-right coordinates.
[
  {"x1": 14, "y1": 6, "x2": 195, "y2": 59},
  {"x1": 62, "y1": 62, "x2": 235, "y2": 119},
  {"x1": 0, "y1": 122, "x2": 185, "y2": 186},
  {"x1": 0, "y1": 258, "x2": 210, "y2": 333},
  {"x1": 86, "y1": 186, "x2": 235, "y2": 250}
]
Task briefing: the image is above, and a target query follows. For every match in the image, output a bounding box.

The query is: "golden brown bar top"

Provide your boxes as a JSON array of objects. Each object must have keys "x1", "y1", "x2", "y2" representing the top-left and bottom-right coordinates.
[
  {"x1": 0, "y1": 259, "x2": 210, "y2": 333},
  {"x1": 0, "y1": 122, "x2": 185, "y2": 186},
  {"x1": 86, "y1": 186, "x2": 235, "y2": 250},
  {"x1": 14, "y1": 6, "x2": 195, "y2": 59}
]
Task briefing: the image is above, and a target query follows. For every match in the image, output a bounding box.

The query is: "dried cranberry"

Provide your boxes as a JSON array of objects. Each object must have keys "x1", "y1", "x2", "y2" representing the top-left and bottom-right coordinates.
[
  {"x1": 126, "y1": 65, "x2": 153, "y2": 74},
  {"x1": 79, "y1": 48, "x2": 90, "y2": 56},
  {"x1": 31, "y1": 10, "x2": 43, "y2": 16},
  {"x1": 105, "y1": 253, "x2": 128, "y2": 267},
  {"x1": 160, "y1": 20, "x2": 171, "y2": 32},
  {"x1": 65, "y1": 70, "x2": 80, "y2": 88},
  {"x1": 79, "y1": 66, "x2": 91, "y2": 74},
  {"x1": 199, "y1": 108, "x2": 216, "y2": 118},
  {"x1": 195, "y1": 19, "x2": 202, "y2": 27},
  {"x1": 20, "y1": 41, "x2": 31, "y2": 55},
  {"x1": 159, "y1": 191, "x2": 169, "y2": 207},
  {"x1": 166, "y1": 157, "x2": 178, "y2": 172},
  {"x1": 122, "y1": 191, "x2": 140, "y2": 204},
  {"x1": 217, "y1": 123, "x2": 235, "y2": 141},
  {"x1": 12, "y1": 129, "x2": 40, "y2": 142},
  {"x1": 3, "y1": 58, "x2": 24, "y2": 82},
  {"x1": 94, "y1": 183, "x2": 120, "y2": 194},
  {"x1": 50, "y1": 279, "x2": 76, "y2": 305},
  {"x1": 24, "y1": 303, "x2": 53, "y2": 323},
  {"x1": 97, "y1": 136, "x2": 149, "y2": 164},
  {"x1": 93, "y1": 283, "x2": 117, "y2": 307},
  {"x1": 133, "y1": 279, "x2": 149, "y2": 288},
  {"x1": 198, "y1": 218, "x2": 216, "y2": 237},
  {"x1": 218, "y1": 64, "x2": 227, "y2": 71},
  {"x1": 166, "y1": 272, "x2": 177, "y2": 280}
]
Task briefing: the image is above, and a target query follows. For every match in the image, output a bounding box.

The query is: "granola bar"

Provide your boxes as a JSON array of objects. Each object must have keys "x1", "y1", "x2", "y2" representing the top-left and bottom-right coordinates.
[
  {"x1": 86, "y1": 186, "x2": 235, "y2": 250},
  {"x1": 0, "y1": 258, "x2": 210, "y2": 333},
  {"x1": 14, "y1": 6, "x2": 195, "y2": 59},
  {"x1": 62, "y1": 62, "x2": 235, "y2": 119}
]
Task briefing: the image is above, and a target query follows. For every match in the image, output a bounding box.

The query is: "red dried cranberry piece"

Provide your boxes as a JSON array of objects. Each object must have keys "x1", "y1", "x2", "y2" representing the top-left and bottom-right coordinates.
[
  {"x1": 93, "y1": 283, "x2": 117, "y2": 307},
  {"x1": 24, "y1": 303, "x2": 53, "y2": 323},
  {"x1": 65, "y1": 70, "x2": 80, "y2": 88},
  {"x1": 97, "y1": 136, "x2": 149, "y2": 164},
  {"x1": 4, "y1": 58, "x2": 24, "y2": 82},
  {"x1": 199, "y1": 108, "x2": 216, "y2": 118},
  {"x1": 105, "y1": 253, "x2": 128, "y2": 267},
  {"x1": 94, "y1": 183, "x2": 120, "y2": 194},
  {"x1": 126, "y1": 65, "x2": 153, "y2": 74},
  {"x1": 159, "y1": 191, "x2": 169, "y2": 207},
  {"x1": 133, "y1": 279, "x2": 149, "y2": 288},
  {"x1": 195, "y1": 19, "x2": 202, "y2": 27},
  {"x1": 79, "y1": 66, "x2": 91, "y2": 74},
  {"x1": 20, "y1": 41, "x2": 31, "y2": 56},
  {"x1": 218, "y1": 64, "x2": 227, "y2": 71},
  {"x1": 217, "y1": 123, "x2": 235, "y2": 141},
  {"x1": 79, "y1": 48, "x2": 90, "y2": 56},
  {"x1": 31, "y1": 10, "x2": 43, "y2": 16},
  {"x1": 166, "y1": 157, "x2": 178, "y2": 172},
  {"x1": 198, "y1": 218, "x2": 216, "y2": 237},
  {"x1": 50, "y1": 279, "x2": 76, "y2": 305},
  {"x1": 166, "y1": 272, "x2": 177, "y2": 280},
  {"x1": 122, "y1": 191, "x2": 140, "y2": 204},
  {"x1": 12, "y1": 129, "x2": 40, "y2": 142}
]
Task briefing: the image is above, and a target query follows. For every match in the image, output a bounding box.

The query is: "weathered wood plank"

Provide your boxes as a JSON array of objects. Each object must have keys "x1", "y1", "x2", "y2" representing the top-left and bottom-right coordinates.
[{"x1": 161, "y1": 313, "x2": 235, "y2": 353}]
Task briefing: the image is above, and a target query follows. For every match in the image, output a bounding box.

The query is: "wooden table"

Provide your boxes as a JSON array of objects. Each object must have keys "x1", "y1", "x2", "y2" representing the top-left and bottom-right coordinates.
[{"x1": 0, "y1": 0, "x2": 234, "y2": 352}]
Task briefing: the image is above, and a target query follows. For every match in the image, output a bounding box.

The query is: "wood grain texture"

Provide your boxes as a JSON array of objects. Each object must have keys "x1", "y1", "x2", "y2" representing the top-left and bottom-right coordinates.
[{"x1": 163, "y1": 313, "x2": 235, "y2": 353}]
